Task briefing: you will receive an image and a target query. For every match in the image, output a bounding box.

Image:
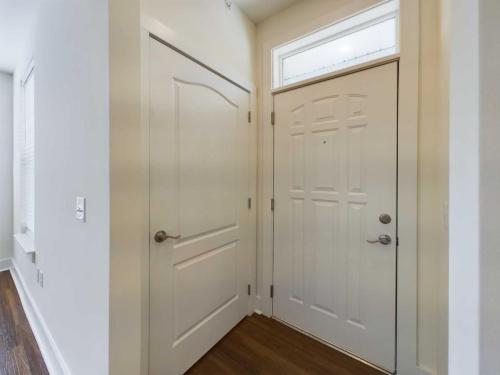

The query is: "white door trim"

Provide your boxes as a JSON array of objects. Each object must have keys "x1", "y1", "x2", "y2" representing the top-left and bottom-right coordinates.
[
  {"x1": 257, "y1": 1, "x2": 424, "y2": 374},
  {"x1": 140, "y1": 20, "x2": 258, "y2": 375},
  {"x1": 395, "y1": 1, "x2": 423, "y2": 374}
]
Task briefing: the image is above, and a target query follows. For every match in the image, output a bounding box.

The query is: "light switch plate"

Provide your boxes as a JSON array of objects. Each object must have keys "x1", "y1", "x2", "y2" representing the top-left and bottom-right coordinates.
[{"x1": 76, "y1": 197, "x2": 86, "y2": 222}]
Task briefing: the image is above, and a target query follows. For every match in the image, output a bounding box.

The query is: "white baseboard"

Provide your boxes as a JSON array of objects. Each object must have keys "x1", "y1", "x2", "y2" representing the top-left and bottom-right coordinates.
[
  {"x1": 9, "y1": 260, "x2": 72, "y2": 375},
  {"x1": 0, "y1": 258, "x2": 12, "y2": 272}
]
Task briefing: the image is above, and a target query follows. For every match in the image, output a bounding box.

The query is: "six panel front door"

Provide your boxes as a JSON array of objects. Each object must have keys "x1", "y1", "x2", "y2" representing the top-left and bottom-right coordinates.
[
  {"x1": 273, "y1": 63, "x2": 398, "y2": 372},
  {"x1": 148, "y1": 37, "x2": 251, "y2": 375}
]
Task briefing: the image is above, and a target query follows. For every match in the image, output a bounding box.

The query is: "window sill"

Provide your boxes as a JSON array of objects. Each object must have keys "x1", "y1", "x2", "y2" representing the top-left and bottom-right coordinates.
[{"x1": 14, "y1": 233, "x2": 36, "y2": 254}]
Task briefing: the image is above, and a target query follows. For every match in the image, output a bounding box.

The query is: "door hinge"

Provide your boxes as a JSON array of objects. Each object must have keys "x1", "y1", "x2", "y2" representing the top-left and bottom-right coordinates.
[
  {"x1": 270, "y1": 284, "x2": 274, "y2": 298},
  {"x1": 271, "y1": 198, "x2": 275, "y2": 211},
  {"x1": 248, "y1": 111, "x2": 251, "y2": 123},
  {"x1": 396, "y1": 237, "x2": 400, "y2": 246},
  {"x1": 248, "y1": 197, "x2": 252, "y2": 209},
  {"x1": 248, "y1": 284, "x2": 251, "y2": 296},
  {"x1": 271, "y1": 111, "x2": 275, "y2": 126}
]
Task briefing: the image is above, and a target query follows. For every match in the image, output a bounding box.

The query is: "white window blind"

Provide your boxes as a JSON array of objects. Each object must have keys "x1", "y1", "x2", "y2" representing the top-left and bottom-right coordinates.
[
  {"x1": 21, "y1": 67, "x2": 35, "y2": 234},
  {"x1": 272, "y1": 0, "x2": 399, "y2": 88}
]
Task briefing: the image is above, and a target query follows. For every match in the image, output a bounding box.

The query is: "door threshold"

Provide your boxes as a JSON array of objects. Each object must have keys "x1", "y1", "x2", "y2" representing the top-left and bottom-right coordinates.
[{"x1": 271, "y1": 316, "x2": 393, "y2": 375}]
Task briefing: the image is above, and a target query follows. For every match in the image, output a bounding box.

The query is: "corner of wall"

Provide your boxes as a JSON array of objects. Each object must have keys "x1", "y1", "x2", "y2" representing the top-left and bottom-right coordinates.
[{"x1": 108, "y1": 0, "x2": 143, "y2": 373}]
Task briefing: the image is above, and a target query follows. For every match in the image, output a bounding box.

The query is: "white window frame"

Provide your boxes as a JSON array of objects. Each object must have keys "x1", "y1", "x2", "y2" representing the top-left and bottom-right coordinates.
[
  {"x1": 272, "y1": 0, "x2": 400, "y2": 89},
  {"x1": 15, "y1": 61, "x2": 36, "y2": 253}
]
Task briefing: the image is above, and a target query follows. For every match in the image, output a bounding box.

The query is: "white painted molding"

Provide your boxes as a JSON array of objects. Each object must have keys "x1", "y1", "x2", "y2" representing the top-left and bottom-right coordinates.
[
  {"x1": 14, "y1": 233, "x2": 36, "y2": 254},
  {"x1": 0, "y1": 258, "x2": 12, "y2": 272},
  {"x1": 9, "y1": 261, "x2": 72, "y2": 375},
  {"x1": 397, "y1": 1, "x2": 428, "y2": 374}
]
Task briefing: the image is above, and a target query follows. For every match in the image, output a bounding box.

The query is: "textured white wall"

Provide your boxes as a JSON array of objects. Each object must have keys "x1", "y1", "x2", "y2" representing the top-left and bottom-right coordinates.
[
  {"x1": 0, "y1": 72, "x2": 13, "y2": 262},
  {"x1": 12, "y1": 1, "x2": 110, "y2": 374}
]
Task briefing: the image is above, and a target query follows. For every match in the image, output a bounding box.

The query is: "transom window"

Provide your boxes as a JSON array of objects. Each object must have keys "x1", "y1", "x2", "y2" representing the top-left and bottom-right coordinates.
[{"x1": 272, "y1": 1, "x2": 399, "y2": 88}]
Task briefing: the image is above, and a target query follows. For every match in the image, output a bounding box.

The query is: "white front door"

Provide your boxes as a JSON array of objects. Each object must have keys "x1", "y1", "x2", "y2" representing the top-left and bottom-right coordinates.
[
  {"x1": 148, "y1": 37, "x2": 251, "y2": 375},
  {"x1": 273, "y1": 62, "x2": 398, "y2": 372}
]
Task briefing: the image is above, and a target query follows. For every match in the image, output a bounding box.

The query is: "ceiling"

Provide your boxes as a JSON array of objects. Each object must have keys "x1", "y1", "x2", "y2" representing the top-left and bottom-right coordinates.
[
  {"x1": 0, "y1": 0, "x2": 301, "y2": 72},
  {"x1": 0, "y1": 0, "x2": 299, "y2": 72},
  {"x1": 0, "y1": 0, "x2": 39, "y2": 73},
  {"x1": 233, "y1": 0, "x2": 300, "y2": 23}
]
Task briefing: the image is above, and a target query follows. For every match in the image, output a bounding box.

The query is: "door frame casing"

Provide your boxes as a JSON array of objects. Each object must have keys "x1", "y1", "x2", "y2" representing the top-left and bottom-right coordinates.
[
  {"x1": 257, "y1": 1, "x2": 424, "y2": 374},
  {"x1": 140, "y1": 17, "x2": 258, "y2": 375}
]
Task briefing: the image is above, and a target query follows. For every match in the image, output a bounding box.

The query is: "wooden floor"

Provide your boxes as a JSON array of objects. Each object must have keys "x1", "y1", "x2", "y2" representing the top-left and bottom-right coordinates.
[
  {"x1": 187, "y1": 314, "x2": 385, "y2": 375},
  {"x1": 0, "y1": 271, "x2": 48, "y2": 375},
  {"x1": 0, "y1": 270, "x2": 385, "y2": 375}
]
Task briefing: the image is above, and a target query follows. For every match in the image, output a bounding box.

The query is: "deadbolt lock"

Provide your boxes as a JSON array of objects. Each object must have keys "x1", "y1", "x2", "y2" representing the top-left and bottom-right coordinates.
[{"x1": 379, "y1": 213, "x2": 392, "y2": 224}]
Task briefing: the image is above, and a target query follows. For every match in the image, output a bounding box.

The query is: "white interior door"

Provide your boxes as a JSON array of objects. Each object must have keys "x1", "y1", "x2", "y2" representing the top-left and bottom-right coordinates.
[
  {"x1": 149, "y1": 37, "x2": 251, "y2": 375},
  {"x1": 273, "y1": 62, "x2": 398, "y2": 372}
]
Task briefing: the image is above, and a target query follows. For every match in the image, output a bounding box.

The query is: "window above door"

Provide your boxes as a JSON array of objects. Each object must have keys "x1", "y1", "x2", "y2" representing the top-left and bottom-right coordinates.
[{"x1": 272, "y1": 0, "x2": 399, "y2": 89}]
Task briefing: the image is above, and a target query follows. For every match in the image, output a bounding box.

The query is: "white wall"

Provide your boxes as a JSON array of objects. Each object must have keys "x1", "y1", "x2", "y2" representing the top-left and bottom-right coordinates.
[
  {"x1": 448, "y1": 0, "x2": 480, "y2": 374},
  {"x1": 418, "y1": 1, "x2": 449, "y2": 373},
  {"x1": 478, "y1": 0, "x2": 500, "y2": 374},
  {"x1": 108, "y1": 0, "x2": 142, "y2": 374},
  {"x1": 12, "y1": 1, "x2": 110, "y2": 374},
  {"x1": 142, "y1": 0, "x2": 257, "y2": 85},
  {"x1": 437, "y1": 1, "x2": 451, "y2": 374},
  {"x1": 446, "y1": 1, "x2": 500, "y2": 372},
  {"x1": 444, "y1": 0, "x2": 500, "y2": 373},
  {"x1": 256, "y1": 1, "x2": 449, "y2": 374},
  {"x1": 0, "y1": 72, "x2": 13, "y2": 262}
]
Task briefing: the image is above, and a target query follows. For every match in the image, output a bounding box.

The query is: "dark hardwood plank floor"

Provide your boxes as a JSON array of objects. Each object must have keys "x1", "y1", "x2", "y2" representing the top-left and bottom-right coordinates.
[
  {"x1": 0, "y1": 271, "x2": 49, "y2": 375},
  {"x1": 0, "y1": 269, "x2": 385, "y2": 375},
  {"x1": 187, "y1": 314, "x2": 385, "y2": 375}
]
